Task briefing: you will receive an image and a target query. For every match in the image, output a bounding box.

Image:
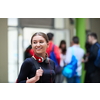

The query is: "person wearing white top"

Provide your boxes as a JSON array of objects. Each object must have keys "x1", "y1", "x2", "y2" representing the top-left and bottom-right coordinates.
[
  {"x1": 59, "y1": 40, "x2": 67, "y2": 83},
  {"x1": 65, "y1": 36, "x2": 84, "y2": 83}
]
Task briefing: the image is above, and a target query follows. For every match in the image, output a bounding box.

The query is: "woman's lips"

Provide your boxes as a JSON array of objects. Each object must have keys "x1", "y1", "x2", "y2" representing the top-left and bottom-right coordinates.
[{"x1": 36, "y1": 47, "x2": 42, "y2": 51}]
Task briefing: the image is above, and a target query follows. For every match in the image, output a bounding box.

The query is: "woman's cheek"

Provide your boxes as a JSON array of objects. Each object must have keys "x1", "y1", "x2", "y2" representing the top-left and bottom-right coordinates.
[
  {"x1": 32, "y1": 45, "x2": 35, "y2": 51},
  {"x1": 44, "y1": 45, "x2": 48, "y2": 51}
]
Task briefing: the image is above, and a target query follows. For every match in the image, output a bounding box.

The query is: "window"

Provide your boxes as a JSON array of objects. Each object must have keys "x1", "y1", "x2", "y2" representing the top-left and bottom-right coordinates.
[
  {"x1": 8, "y1": 18, "x2": 18, "y2": 26},
  {"x1": 8, "y1": 27, "x2": 18, "y2": 82}
]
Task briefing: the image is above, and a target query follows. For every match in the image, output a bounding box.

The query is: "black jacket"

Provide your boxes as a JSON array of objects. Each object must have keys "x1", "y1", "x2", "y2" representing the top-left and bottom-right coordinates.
[
  {"x1": 17, "y1": 57, "x2": 56, "y2": 83},
  {"x1": 88, "y1": 42, "x2": 99, "y2": 73}
]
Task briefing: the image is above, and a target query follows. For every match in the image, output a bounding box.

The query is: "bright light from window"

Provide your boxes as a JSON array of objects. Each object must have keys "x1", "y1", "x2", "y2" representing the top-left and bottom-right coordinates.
[{"x1": 8, "y1": 18, "x2": 18, "y2": 26}]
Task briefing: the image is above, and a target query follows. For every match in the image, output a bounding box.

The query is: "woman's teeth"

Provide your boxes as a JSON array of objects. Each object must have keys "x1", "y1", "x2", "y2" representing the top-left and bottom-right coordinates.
[{"x1": 36, "y1": 48, "x2": 42, "y2": 50}]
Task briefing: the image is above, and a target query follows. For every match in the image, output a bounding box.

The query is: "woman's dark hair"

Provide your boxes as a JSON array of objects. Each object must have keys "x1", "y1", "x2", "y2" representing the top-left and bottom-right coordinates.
[
  {"x1": 31, "y1": 32, "x2": 49, "y2": 44},
  {"x1": 72, "y1": 36, "x2": 79, "y2": 44},
  {"x1": 59, "y1": 40, "x2": 67, "y2": 54},
  {"x1": 47, "y1": 32, "x2": 54, "y2": 41}
]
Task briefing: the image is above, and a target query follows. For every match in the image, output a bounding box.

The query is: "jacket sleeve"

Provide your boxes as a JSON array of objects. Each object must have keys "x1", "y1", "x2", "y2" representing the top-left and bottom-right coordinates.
[
  {"x1": 88, "y1": 45, "x2": 98, "y2": 61},
  {"x1": 54, "y1": 46, "x2": 61, "y2": 65},
  {"x1": 16, "y1": 59, "x2": 31, "y2": 83}
]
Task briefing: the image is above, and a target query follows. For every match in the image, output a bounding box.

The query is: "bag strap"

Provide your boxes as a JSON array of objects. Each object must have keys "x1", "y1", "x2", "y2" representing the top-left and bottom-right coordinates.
[
  {"x1": 31, "y1": 57, "x2": 41, "y2": 70},
  {"x1": 71, "y1": 47, "x2": 78, "y2": 61},
  {"x1": 71, "y1": 47, "x2": 74, "y2": 56},
  {"x1": 51, "y1": 44, "x2": 55, "y2": 52},
  {"x1": 91, "y1": 43, "x2": 100, "y2": 51},
  {"x1": 31, "y1": 57, "x2": 53, "y2": 83},
  {"x1": 95, "y1": 43, "x2": 100, "y2": 48},
  {"x1": 31, "y1": 57, "x2": 43, "y2": 82}
]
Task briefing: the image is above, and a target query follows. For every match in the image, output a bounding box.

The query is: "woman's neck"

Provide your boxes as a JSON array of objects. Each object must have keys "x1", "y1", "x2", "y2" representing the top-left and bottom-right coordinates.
[{"x1": 35, "y1": 53, "x2": 46, "y2": 59}]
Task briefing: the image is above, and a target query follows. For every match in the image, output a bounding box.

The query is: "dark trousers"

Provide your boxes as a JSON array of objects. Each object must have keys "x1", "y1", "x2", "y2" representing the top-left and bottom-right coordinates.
[
  {"x1": 90, "y1": 70, "x2": 100, "y2": 83},
  {"x1": 55, "y1": 74, "x2": 64, "y2": 83},
  {"x1": 66, "y1": 76, "x2": 81, "y2": 83},
  {"x1": 84, "y1": 72, "x2": 91, "y2": 83},
  {"x1": 85, "y1": 69, "x2": 100, "y2": 83}
]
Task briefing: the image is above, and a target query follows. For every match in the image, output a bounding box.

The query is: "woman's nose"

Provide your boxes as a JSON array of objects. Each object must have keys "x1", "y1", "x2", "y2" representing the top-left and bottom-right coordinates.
[{"x1": 36, "y1": 42, "x2": 40, "y2": 46}]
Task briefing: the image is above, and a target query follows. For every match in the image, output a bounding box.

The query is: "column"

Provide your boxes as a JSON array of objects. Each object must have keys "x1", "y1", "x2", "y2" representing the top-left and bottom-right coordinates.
[
  {"x1": 0, "y1": 18, "x2": 8, "y2": 82},
  {"x1": 76, "y1": 18, "x2": 86, "y2": 49},
  {"x1": 76, "y1": 18, "x2": 86, "y2": 83}
]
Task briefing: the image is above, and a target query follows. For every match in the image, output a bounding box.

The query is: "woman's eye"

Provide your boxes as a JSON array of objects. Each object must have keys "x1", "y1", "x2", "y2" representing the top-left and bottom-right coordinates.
[
  {"x1": 33, "y1": 42, "x2": 37, "y2": 44},
  {"x1": 40, "y1": 41, "x2": 44, "y2": 43}
]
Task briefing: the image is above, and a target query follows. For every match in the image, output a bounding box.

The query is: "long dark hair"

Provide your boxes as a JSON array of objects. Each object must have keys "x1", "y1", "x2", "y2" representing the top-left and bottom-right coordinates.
[{"x1": 59, "y1": 40, "x2": 67, "y2": 54}]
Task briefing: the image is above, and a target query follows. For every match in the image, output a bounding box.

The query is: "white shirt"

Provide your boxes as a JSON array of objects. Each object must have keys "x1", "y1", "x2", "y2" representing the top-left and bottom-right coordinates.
[
  {"x1": 60, "y1": 53, "x2": 67, "y2": 67},
  {"x1": 65, "y1": 45, "x2": 84, "y2": 76}
]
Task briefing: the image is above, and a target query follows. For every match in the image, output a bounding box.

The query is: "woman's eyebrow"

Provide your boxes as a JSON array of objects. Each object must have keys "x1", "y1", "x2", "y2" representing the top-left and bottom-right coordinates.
[
  {"x1": 33, "y1": 40, "x2": 37, "y2": 41},
  {"x1": 33, "y1": 39, "x2": 44, "y2": 41}
]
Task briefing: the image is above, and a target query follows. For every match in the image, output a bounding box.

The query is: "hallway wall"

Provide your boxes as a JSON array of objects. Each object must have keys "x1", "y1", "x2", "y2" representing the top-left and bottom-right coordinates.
[{"x1": 0, "y1": 18, "x2": 8, "y2": 82}]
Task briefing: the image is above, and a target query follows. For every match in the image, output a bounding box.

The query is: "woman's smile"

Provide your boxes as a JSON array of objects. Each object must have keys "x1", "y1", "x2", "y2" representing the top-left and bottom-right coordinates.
[
  {"x1": 32, "y1": 35, "x2": 49, "y2": 56},
  {"x1": 36, "y1": 47, "x2": 43, "y2": 51}
]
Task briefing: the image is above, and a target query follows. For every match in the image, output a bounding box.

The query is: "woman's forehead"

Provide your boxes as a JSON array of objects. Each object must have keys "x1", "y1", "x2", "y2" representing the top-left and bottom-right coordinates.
[{"x1": 32, "y1": 35, "x2": 45, "y2": 40}]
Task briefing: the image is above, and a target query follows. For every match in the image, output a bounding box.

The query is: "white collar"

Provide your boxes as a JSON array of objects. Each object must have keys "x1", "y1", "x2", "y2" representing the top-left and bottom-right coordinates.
[{"x1": 72, "y1": 45, "x2": 80, "y2": 47}]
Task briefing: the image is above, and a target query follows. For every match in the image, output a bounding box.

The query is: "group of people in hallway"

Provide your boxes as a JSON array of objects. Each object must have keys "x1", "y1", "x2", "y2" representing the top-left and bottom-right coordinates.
[{"x1": 17, "y1": 32, "x2": 100, "y2": 83}]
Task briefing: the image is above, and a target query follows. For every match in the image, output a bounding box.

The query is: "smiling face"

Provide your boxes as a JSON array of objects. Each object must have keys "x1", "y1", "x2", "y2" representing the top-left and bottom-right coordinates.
[{"x1": 31, "y1": 35, "x2": 49, "y2": 56}]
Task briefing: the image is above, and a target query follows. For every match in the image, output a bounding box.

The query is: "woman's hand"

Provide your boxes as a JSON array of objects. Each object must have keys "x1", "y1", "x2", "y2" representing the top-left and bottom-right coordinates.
[
  {"x1": 34, "y1": 67, "x2": 43, "y2": 81},
  {"x1": 26, "y1": 67, "x2": 43, "y2": 83}
]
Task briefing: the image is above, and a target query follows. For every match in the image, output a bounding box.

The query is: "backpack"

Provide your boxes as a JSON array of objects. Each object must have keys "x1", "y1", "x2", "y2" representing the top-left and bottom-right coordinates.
[
  {"x1": 62, "y1": 47, "x2": 78, "y2": 78},
  {"x1": 49, "y1": 45, "x2": 62, "y2": 74},
  {"x1": 94, "y1": 43, "x2": 100, "y2": 68}
]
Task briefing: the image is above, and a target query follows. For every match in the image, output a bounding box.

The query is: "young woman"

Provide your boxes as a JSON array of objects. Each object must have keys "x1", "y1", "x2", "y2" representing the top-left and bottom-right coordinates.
[
  {"x1": 59, "y1": 40, "x2": 67, "y2": 68},
  {"x1": 59, "y1": 40, "x2": 67, "y2": 83},
  {"x1": 16, "y1": 32, "x2": 56, "y2": 83}
]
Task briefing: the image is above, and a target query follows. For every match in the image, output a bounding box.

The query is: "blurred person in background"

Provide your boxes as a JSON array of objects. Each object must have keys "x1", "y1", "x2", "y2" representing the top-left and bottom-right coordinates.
[
  {"x1": 24, "y1": 45, "x2": 34, "y2": 60},
  {"x1": 65, "y1": 36, "x2": 84, "y2": 83},
  {"x1": 84, "y1": 42, "x2": 92, "y2": 83},
  {"x1": 87, "y1": 33, "x2": 100, "y2": 83},
  {"x1": 59, "y1": 40, "x2": 67, "y2": 83},
  {"x1": 46, "y1": 32, "x2": 61, "y2": 83}
]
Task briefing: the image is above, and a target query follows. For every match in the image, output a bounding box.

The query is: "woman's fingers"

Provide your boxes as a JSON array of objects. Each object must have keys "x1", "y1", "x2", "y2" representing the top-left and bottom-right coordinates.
[
  {"x1": 36, "y1": 68, "x2": 43, "y2": 77},
  {"x1": 37, "y1": 69, "x2": 43, "y2": 73}
]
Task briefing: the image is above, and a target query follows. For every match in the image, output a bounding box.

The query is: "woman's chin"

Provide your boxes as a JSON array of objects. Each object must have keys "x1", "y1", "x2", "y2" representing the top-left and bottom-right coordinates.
[{"x1": 36, "y1": 51, "x2": 43, "y2": 54}]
